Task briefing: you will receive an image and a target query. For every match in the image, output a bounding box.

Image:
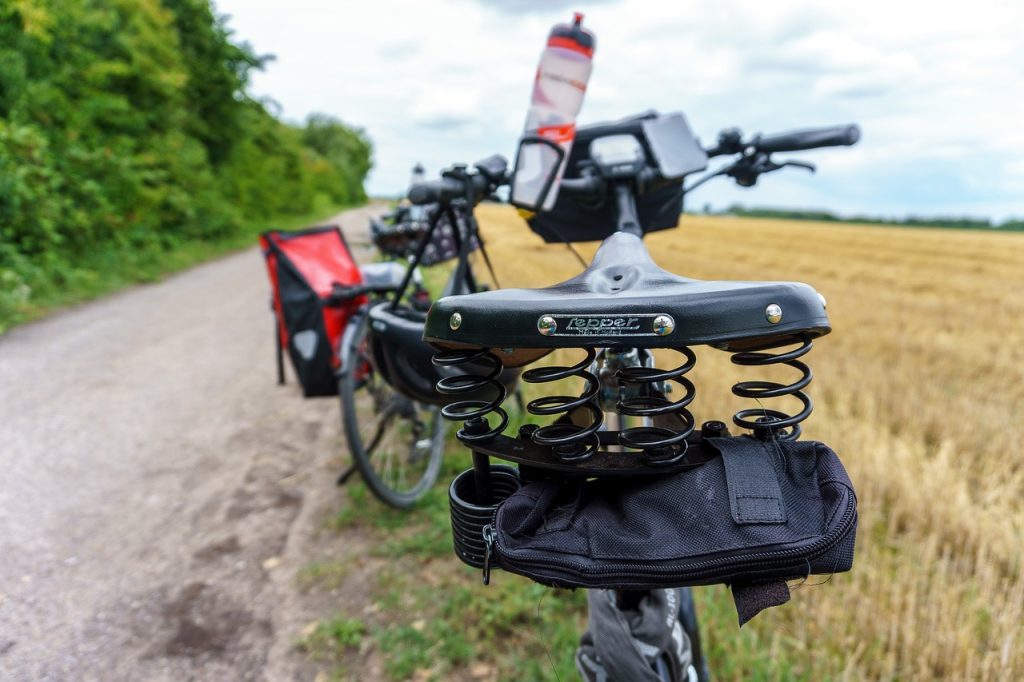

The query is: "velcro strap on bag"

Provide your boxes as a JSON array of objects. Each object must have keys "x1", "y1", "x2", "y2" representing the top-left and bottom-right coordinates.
[
  {"x1": 709, "y1": 436, "x2": 787, "y2": 524},
  {"x1": 732, "y1": 580, "x2": 791, "y2": 626}
]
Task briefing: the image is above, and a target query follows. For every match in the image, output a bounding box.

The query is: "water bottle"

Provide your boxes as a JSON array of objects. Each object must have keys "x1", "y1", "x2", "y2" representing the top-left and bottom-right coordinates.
[{"x1": 512, "y1": 13, "x2": 595, "y2": 211}]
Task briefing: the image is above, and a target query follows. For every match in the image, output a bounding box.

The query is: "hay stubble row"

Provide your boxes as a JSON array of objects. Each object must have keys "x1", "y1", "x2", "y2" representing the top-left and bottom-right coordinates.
[{"x1": 472, "y1": 204, "x2": 1024, "y2": 680}]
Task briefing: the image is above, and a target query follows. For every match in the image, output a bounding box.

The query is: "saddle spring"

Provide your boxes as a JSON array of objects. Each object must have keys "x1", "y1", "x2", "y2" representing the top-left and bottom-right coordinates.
[
  {"x1": 434, "y1": 334, "x2": 814, "y2": 465},
  {"x1": 730, "y1": 334, "x2": 813, "y2": 441},
  {"x1": 521, "y1": 348, "x2": 603, "y2": 463},
  {"x1": 616, "y1": 346, "x2": 698, "y2": 466},
  {"x1": 433, "y1": 348, "x2": 509, "y2": 441}
]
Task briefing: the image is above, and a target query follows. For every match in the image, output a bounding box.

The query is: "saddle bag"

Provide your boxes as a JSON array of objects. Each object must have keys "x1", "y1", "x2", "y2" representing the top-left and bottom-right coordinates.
[
  {"x1": 486, "y1": 436, "x2": 857, "y2": 624},
  {"x1": 260, "y1": 226, "x2": 364, "y2": 397}
]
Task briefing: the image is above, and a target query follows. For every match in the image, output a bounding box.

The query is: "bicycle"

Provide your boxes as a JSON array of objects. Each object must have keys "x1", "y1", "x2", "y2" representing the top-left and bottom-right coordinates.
[
  {"x1": 334, "y1": 157, "x2": 518, "y2": 508},
  {"x1": 410, "y1": 111, "x2": 859, "y2": 678},
  {"x1": 369, "y1": 164, "x2": 436, "y2": 261},
  {"x1": 262, "y1": 171, "x2": 512, "y2": 508}
]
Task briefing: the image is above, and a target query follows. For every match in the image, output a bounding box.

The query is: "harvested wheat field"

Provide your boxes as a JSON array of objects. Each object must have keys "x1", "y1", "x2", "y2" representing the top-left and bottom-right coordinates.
[{"x1": 470, "y1": 203, "x2": 1024, "y2": 680}]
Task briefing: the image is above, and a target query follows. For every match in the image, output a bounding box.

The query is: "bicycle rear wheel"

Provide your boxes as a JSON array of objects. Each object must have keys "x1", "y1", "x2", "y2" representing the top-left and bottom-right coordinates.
[{"x1": 339, "y1": 316, "x2": 444, "y2": 508}]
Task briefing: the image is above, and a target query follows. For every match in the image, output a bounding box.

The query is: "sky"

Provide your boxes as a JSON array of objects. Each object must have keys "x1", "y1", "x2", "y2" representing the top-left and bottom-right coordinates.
[{"x1": 213, "y1": 0, "x2": 1024, "y2": 220}]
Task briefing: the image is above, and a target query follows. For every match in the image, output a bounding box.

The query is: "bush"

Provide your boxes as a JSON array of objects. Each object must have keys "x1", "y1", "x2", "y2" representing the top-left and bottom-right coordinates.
[{"x1": 0, "y1": 0, "x2": 373, "y2": 328}]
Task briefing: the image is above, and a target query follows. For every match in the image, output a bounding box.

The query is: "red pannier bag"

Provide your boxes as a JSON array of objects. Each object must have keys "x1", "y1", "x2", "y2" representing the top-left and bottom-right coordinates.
[{"x1": 260, "y1": 226, "x2": 364, "y2": 397}]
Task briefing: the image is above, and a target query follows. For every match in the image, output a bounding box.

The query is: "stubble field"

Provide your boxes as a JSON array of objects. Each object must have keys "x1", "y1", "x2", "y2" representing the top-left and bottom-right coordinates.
[
  {"x1": 306, "y1": 205, "x2": 1023, "y2": 681},
  {"x1": 471, "y1": 204, "x2": 1024, "y2": 680}
]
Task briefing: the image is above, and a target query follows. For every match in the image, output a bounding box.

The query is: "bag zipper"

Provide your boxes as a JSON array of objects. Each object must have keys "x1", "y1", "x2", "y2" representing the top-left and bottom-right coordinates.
[
  {"x1": 482, "y1": 524, "x2": 495, "y2": 585},
  {"x1": 482, "y1": 485, "x2": 856, "y2": 587}
]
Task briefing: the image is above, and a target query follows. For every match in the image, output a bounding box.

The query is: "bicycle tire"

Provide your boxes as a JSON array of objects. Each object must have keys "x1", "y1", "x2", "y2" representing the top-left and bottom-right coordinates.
[{"x1": 339, "y1": 316, "x2": 445, "y2": 509}]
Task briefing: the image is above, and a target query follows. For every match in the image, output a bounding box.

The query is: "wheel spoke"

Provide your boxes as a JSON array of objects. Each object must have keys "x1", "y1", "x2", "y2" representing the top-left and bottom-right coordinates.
[
  {"x1": 364, "y1": 410, "x2": 394, "y2": 458},
  {"x1": 339, "y1": 320, "x2": 444, "y2": 507}
]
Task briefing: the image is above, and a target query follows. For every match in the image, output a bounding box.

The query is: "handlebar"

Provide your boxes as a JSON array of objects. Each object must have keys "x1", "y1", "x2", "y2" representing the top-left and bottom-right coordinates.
[
  {"x1": 407, "y1": 177, "x2": 476, "y2": 205},
  {"x1": 558, "y1": 172, "x2": 605, "y2": 197},
  {"x1": 560, "y1": 121, "x2": 860, "y2": 203},
  {"x1": 706, "y1": 124, "x2": 861, "y2": 157},
  {"x1": 325, "y1": 280, "x2": 405, "y2": 306},
  {"x1": 407, "y1": 154, "x2": 509, "y2": 205},
  {"x1": 755, "y1": 124, "x2": 860, "y2": 154},
  {"x1": 419, "y1": 120, "x2": 859, "y2": 210}
]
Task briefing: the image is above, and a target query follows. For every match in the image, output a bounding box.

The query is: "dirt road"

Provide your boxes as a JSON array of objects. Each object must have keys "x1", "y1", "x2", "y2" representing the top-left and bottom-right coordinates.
[{"x1": 0, "y1": 206, "x2": 384, "y2": 681}]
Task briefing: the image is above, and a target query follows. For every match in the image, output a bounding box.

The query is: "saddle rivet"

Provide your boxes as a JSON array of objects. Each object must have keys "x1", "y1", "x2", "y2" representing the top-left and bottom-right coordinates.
[
  {"x1": 653, "y1": 314, "x2": 674, "y2": 336},
  {"x1": 765, "y1": 303, "x2": 783, "y2": 324},
  {"x1": 449, "y1": 312, "x2": 462, "y2": 330},
  {"x1": 817, "y1": 293, "x2": 827, "y2": 309},
  {"x1": 537, "y1": 315, "x2": 557, "y2": 336}
]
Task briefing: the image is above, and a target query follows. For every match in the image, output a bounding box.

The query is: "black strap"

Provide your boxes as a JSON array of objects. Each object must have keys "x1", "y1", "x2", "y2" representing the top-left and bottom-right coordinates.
[
  {"x1": 732, "y1": 581, "x2": 791, "y2": 626},
  {"x1": 708, "y1": 436, "x2": 787, "y2": 525}
]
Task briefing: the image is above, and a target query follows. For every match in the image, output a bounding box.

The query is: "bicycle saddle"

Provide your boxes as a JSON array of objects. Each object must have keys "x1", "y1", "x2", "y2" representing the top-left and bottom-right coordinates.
[{"x1": 424, "y1": 231, "x2": 829, "y2": 361}]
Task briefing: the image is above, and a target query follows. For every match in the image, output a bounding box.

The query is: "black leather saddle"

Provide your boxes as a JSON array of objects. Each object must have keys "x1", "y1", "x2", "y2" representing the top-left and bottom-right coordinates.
[{"x1": 424, "y1": 232, "x2": 829, "y2": 361}]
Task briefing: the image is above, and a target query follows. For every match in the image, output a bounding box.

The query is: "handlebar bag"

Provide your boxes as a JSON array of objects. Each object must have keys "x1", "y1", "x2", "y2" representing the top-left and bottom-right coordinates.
[
  {"x1": 488, "y1": 436, "x2": 857, "y2": 625},
  {"x1": 260, "y1": 226, "x2": 364, "y2": 397},
  {"x1": 527, "y1": 113, "x2": 686, "y2": 243}
]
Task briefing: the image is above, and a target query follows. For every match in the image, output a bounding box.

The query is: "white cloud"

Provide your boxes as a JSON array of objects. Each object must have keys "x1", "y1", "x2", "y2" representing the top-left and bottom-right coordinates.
[
  {"x1": 409, "y1": 89, "x2": 482, "y2": 130},
  {"x1": 215, "y1": 0, "x2": 1024, "y2": 218}
]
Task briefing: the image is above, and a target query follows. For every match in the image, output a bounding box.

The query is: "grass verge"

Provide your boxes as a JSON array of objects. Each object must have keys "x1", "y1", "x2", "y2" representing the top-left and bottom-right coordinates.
[{"x1": 299, "y1": 448, "x2": 590, "y2": 681}]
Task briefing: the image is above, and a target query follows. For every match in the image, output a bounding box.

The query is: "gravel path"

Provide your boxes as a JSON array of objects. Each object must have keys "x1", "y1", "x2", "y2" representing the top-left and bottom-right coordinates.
[{"x1": 0, "y1": 206, "x2": 383, "y2": 681}]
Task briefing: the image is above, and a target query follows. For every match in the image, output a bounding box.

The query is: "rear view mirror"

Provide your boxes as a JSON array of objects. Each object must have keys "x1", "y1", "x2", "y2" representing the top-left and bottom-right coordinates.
[{"x1": 509, "y1": 135, "x2": 565, "y2": 212}]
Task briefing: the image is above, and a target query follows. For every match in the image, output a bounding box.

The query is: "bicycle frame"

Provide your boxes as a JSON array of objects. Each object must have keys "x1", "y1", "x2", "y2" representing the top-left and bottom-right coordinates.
[
  {"x1": 388, "y1": 199, "x2": 494, "y2": 311},
  {"x1": 331, "y1": 199, "x2": 494, "y2": 504}
]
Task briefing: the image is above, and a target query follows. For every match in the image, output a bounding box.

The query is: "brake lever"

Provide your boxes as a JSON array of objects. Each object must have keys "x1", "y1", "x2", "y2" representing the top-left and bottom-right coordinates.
[
  {"x1": 778, "y1": 159, "x2": 816, "y2": 173},
  {"x1": 728, "y1": 154, "x2": 818, "y2": 187},
  {"x1": 726, "y1": 156, "x2": 764, "y2": 187}
]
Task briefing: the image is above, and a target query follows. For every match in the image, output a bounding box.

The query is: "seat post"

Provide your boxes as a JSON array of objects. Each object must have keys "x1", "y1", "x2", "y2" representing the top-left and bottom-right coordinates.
[{"x1": 471, "y1": 450, "x2": 494, "y2": 505}]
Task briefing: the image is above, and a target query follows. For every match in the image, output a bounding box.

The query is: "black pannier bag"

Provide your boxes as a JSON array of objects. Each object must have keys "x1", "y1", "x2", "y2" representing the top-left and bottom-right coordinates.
[
  {"x1": 485, "y1": 436, "x2": 857, "y2": 625},
  {"x1": 260, "y1": 226, "x2": 364, "y2": 397}
]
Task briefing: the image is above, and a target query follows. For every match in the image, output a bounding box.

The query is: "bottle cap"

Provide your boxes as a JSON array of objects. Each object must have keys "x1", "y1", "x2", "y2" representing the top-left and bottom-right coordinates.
[{"x1": 548, "y1": 13, "x2": 596, "y2": 56}]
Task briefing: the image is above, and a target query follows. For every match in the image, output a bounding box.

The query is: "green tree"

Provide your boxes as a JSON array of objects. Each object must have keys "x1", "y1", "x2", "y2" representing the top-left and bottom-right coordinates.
[{"x1": 0, "y1": 0, "x2": 373, "y2": 328}]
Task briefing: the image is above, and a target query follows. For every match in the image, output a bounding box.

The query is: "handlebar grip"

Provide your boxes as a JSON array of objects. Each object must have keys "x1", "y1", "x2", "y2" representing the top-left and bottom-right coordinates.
[
  {"x1": 407, "y1": 177, "x2": 467, "y2": 205},
  {"x1": 325, "y1": 283, "x2": 369, "y2": 306},
  {"x1": 407, "y1": 154, "x2": 508, "y2": 205},
  {"x1": 474, "y1": 154, "x2": 509, "y2": 183},
  {"x1": 756, "y1": 124, "x2": 861, "y2": 153}
]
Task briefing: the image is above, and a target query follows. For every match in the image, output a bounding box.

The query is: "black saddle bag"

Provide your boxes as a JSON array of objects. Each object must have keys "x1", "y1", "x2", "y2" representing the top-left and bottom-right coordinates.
[{"x1": 487, "y1": 436, "x2": 857, "y2": 624}]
